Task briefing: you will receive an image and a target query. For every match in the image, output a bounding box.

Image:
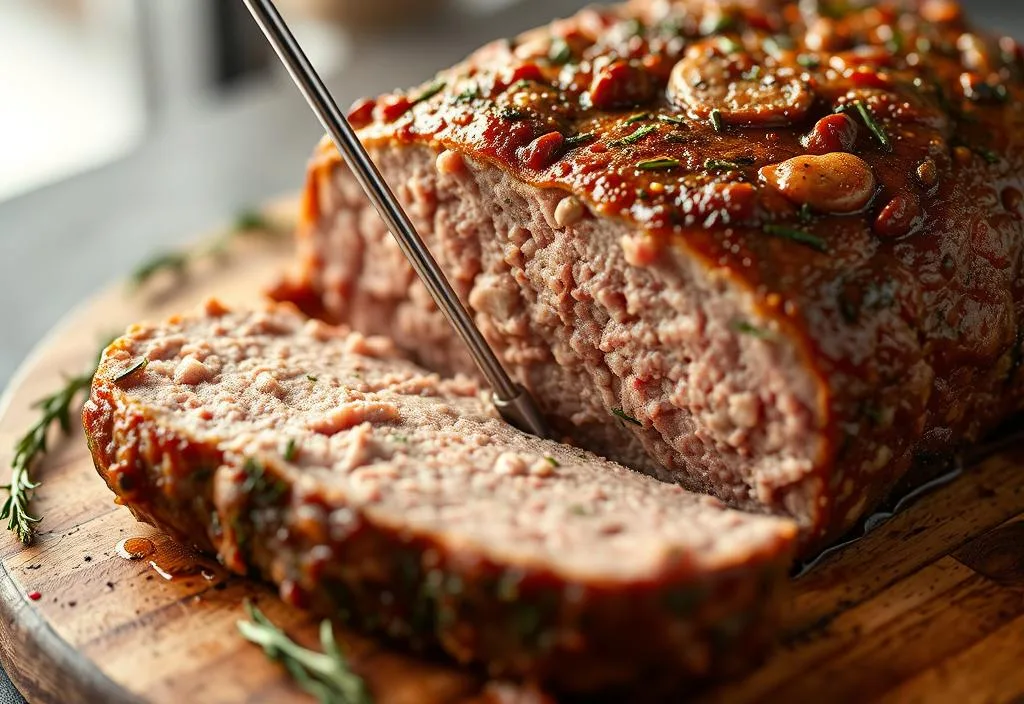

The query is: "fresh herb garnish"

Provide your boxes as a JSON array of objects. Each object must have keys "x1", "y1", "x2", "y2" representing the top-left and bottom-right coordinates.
[
  {"x1": 497, "y1": 106, "x2": 528, "y2": 121},
  {"x1": 238, "y1": 601, "x2": 372, "y2": 704},
  {"x1": 306, "y1": 375, "x2": 319, "y2": 383},
  {"x1": 130, "y1": 252, "x2": 189, "y2": 288},
  {"x1": 704, "y1": 157, "x2": 754, "y2": 171},
  {"x1": 718, "y1": 37, "x2": 742, "y2": 54},
  {"x1": 763, "y1": 224, "x2": 828, "y2": 253},
  {"x1": 656, "y1": 114, "x2": 687, "y2": 126},
  {"x1": 637, "y1": 157, "x2": 680, "y2": 170},
  {"x1": 624, "y1": 112, "x2": 651, "y2": 125},
  {"x1": 241, "y1": 458, "x2": 287, "y2": 505},
  {"x1": 283, "y1": 438, "x2": 298, "y2": 462},
  {"x1": 847, "y1": 101, "x2": 892, "y2": 151},
  {"x1": 454, "y1": 84, "x2": 481, "y2": 103},
  {"x1": 731, "y1": 320, "x2": 772, "y2": 339},
  {"x1": 796, "y1": 54, "x2": 821, "y2": 68},
  {"x1": 568, "y1": 504, "x2": 589, "y2": 516},
  {"x1": 609, "y1": 123, "x2": 657, "y2": 147},
  {"x1": 548, "y1": 37, "x2": 572, "y2": 65},
  {"x1": 611, "y1": 408, "x2": 642, "y2": 426},
  {"x1": 3, "y1": 337, "x2": 113, "y2": 543},
  {"x1": 412, "y1": 81, "x2": 446, "y2": 104},
  {"x1": 564, "y1": 132, "x2": 597, "y2": 149},
  {"x1": 545, "y1": 456, "x2": 560, "y2": 467},
  {"x1": 700, "y1": 14, "x2": 735, "y2": 35},
  {"x1": 112, "y1": 358, "x2": 148, "y2": 384},
  {"x1": 234, "y1": 209, "x2": 269, "y2": 231},
  {"x1": 709, "y1": 109, "x2": 724, "y2": 132}
]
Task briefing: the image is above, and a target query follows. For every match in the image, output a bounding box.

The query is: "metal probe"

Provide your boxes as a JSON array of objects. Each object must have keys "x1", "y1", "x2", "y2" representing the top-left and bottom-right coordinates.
[{"x1": 242, "y1": 0, "x2": 549, "y2": 439}]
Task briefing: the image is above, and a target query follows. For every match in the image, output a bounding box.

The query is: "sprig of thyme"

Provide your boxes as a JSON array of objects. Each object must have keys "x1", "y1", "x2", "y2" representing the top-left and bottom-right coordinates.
[
  {"x1": 2, "y1": 337, "x2": 112, "y2": 543},
  {"x1": 129, "y1": 208, "x2": 284, "y2": 289},
  {"x1": 238, "y1": 601, "x2": 372, "y2": 704}
]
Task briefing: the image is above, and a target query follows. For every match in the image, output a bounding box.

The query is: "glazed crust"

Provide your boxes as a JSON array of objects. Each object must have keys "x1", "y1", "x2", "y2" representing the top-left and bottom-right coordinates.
[{"x1": 286, "y1": 0, "x2": 1024, "y2": 547}]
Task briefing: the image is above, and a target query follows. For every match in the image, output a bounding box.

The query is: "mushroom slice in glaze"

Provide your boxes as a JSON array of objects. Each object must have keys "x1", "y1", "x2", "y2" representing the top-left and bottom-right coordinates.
[
  {"x1": 760, "y1": 153, "x2": 877, "y2": 213},
  {"x1": 668, "y1": 40, "x2": 815, "y2": 126}
]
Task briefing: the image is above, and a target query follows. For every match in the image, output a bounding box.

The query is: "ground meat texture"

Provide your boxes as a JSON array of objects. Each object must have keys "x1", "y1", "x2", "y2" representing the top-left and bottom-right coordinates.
[
  {"x1": 274, "y1": 0, "x2": 1024, "y2": 552},
  {"x1": 83, "y1": 301, "x2": 796, "y2": 694}
]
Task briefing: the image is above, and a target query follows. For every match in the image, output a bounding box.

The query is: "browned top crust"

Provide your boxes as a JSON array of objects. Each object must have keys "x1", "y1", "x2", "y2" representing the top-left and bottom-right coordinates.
[{"x1": 315, "y1": 0, "x2": 1024, "y2": 544}]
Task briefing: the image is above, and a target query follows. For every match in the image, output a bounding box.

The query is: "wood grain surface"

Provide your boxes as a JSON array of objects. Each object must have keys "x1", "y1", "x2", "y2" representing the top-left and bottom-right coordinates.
[{"x1": 0, "y1": 200, "x2": 1022, "y2": 703}]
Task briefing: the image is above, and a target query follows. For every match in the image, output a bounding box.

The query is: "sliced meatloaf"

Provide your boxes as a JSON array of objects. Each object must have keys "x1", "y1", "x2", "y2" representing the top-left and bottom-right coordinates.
[
  {"x1": 273, "y1": 0, "x2": 1024, "y2": 550},
  {"x1": 83, "y1": 300, "x2": 796, "y2": 693}
]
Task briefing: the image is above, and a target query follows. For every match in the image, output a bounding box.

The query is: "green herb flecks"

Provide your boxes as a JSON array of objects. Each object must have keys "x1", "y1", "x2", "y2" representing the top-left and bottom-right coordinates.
[
  {"x1": 656, "y1": 114, "x2": 687, "y2": 126},
  {"x1": 112, "y1": 358, "x2": 148, "y2": 384},
  {"x1": 847, "y1": 101, "x2": 892, "y2": 151},
  {"x1": 306, "y1": 375, "x2": 319, "y2": 383},
  {"x1": 718, "y1": 37, "x2": 742, "y2": 54},
  {"x1": 709, "y1": 109, "x2": 724, "y2": 132},
  {"x1": 609, "y1": 123, "x2": 657, "y2": 147},
  {"x1": 234, "y1": 209, "x2": 270, "y2": 231},
  {"x1": 412, "y1": 81, "x2": 446, "y2": 105},
  {"x1": 3, "y1": 337, "x2": 113, "y2": 543},
  {"x1": 700, "y1": 13, "x2": 735, "y2": 35},
  {"x1": 241, "y1": 458, "x2": 288, "y2": 506},
  {"x1": 611, "y1": 408, "x2": 642, "y2": 426},
  {"x1": 547, "y1": 37, "x2": 572, "y2": 65},
  {"x1": 763, "y1": 223, "x2": 828, "y2": 253},
  {"x1": 731, "y1": 320, "x2": 772, "y2": 339},
  {"x1": 624, "y1": 112, "x2": 651, "y2": 125},
  {"x1": 704, "y1": 157, "x2": 754, "y2": 172},
  {"x1": 545, "y1": 456, "x2": 560, "y2": 467},
  {"x1": 454, "y1": 84, "x2": 481, "y2": 103},
  {"x1": 564, "y1": 132, "x2": 596, "y2": 149},
  {"x1": 497, "y1": 106, "x2": 529, "y2": 121},
  {"x1": 568, "y1": 504, "x2": 589, "y2": 516},
  {"x1": 238, "y1": 601, "x2": 372, "y2": 704},
  {"x1": 637, "y1": 157, "x2": 680, "y2": 171},
  {"x1": 796, "y1": 54, "x2": 821, "y2": 68},
  {"x1": 283, "y1": 438, "x2": 298, "y2": 463},
  {"x1": 130, "y1": 251, "x2": 189, "y2": 288}
]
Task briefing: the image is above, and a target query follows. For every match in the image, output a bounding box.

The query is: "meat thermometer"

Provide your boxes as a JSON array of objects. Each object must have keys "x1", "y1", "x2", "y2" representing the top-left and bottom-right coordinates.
[{"x1": 241, "y1": 0, "x2": 550, "y2": 439}]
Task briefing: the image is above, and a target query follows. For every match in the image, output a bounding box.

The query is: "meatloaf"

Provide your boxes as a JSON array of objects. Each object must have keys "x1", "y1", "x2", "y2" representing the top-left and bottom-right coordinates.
[
  {"x1": 274, "y1": 0, "x2": 1024, "y2": 550},
  {"x1": 83, "y1": 300, "x2": 796, "y2": 693}
]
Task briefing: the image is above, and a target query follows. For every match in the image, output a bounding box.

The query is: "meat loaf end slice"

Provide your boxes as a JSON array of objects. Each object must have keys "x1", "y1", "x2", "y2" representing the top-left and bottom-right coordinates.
[
  {"x1": 83, "y1": 301, "x2": 797, "y2": 693},
  {"x1": 274, "y1": 0, "x2": 1024, "y2": 551}
]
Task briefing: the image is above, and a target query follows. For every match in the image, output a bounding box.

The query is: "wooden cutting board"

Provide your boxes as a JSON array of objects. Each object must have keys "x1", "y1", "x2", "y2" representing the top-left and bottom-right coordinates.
[{"x1": 1, "y1": 199, "x2": 1023, "y2": 704}]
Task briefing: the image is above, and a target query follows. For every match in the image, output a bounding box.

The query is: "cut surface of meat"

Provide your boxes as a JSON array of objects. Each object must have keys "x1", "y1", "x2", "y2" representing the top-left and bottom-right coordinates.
[
  {"x1": 83, "y1": 301, "x2": 796, "y2": 693},
  {"x1": 274, "y1": 0, "x2": 1024, "y2": 550}
]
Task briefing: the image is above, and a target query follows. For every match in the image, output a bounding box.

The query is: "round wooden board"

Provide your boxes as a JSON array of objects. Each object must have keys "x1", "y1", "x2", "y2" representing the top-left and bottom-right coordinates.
[{"x1": 1, "y1": 199, "x2": 1023, "y2": 703}]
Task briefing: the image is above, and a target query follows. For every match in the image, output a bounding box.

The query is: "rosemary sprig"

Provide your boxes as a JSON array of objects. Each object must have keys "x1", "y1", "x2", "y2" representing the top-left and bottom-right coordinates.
[
  {"x1": 564, "y1": 132, "x2": 596, "y2": 149},
  {"x1": 709, "y1": 109, "x2": 724, "y2": 132},
  {"x1": 130, "y1": 208, "x2": 285, "y2": 289},
  {"x1": 609, "y1": 123, "x2": 657, "y2": 147},
  {"x1": 624, "y1": 112, "x2": 651, "y2": 125},
  {"x1": 637, "y1": 157, "x2": 680, "y2": 170},
  {"x1": 411, "y1": 80, "x2": 446, "y2": 105},
  {"x1": 656, "y1": 114, "x2": 687, "y2": 126},
  {"x1": 847, "y1": 101, "x2": 892, "y2": 151},
  {"x1": 238, "y1": 601, "x2": 372, "y2": 704},
  {"x1": 704, "y1": 157, "x2": 754, "y2": 172},
  {"x1": 763, "y1": 223, "x2": 828, "y2": 253},
  {"x1": 2, "y1": 337, "x2": 112, "y2": 543},
  {"x1": 611, "y1": 408, "x2": 642, "y2": 426}
]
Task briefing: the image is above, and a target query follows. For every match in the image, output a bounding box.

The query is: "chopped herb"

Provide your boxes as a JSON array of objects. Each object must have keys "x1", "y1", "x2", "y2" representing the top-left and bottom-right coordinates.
[
  {"x1": 454, "y1": 84, "x2": 481, "y2": 103},
  {"x1": 241, "y1": 458, "x2": 287, "y2": 505},
  {"x1": 731, "y1": 320, "x2": 772, "y2": 339},
  {"x1": 412, "y1": 81, "x2": 446, "y2": 104},
  {"x1": 564, "y1": 132, "x2": 596, "y2": 149},
  {"x1": 547, "y1": 37, "x2": 572, "y2": 65},
  {"x1": 130, "y1": 251, "x2": 189, "y2": 288},
  {"x1": 238, "y1": 601, "x2": 372, "y2": 704},
  {"x1": 234, "y1": 209, "x2": 269, "y2": 231},
  {"x1": 847, "y1": 101, "x2": 892, "y2": 151},
  {"x1": 763, "y1": 35, "x2": 793, "y2": 57},
  {"x1": 718, "y1": 37, "x2": 742, "y2": 54},
  {"x1": 611, "y1": 408, "x2": 642, "y2": 426},
  {"x1": 306, "y1": 374, "x2": 318, "y2": 383},
  {"x1": 392, "y1": 434, "x2": 408, "y2": 443},
  {"x1": 568, "y1": 504, "x2": 589, "y2": 516},
  {"x1": 656, "y1": 114, "x2": 687, "y2": 126},
  {"x1": 624, "y1": 112, "x2": 651, "y2": 125},
  {"x1": 497, "y1": 106, "x2": 528, "y2": 121},
  {"x1": 113, "y1": 358, "x2": 148, "y2": 384},
  {"x1": 704, "y1": 157, "x2": 754, "y2": 171},
  {"x1": 623, "y1": 18, "x2": 644, "y2": 37},
  {"x1": 700, "y1": 13, "x2": 735, "y2": 35},
  {"x1": 609, "y1": 123, "x2": 657, "y2": 147},
  {"x1": 796, "y1": 54, "x2": 821, "y2": 68},
  {"x1": 545, "y1": 456, "x2": 560, "y2": 467},
  {"x1": 763, "y1": 224, "x2": 828, "y2": 253},
  {"x1": 637, "y1": 157, "x2": 680, "y2": 170},
  {"x1": 742, "y1": 65, "x2": 763, "y2": 81},
  {"x1": 709, "y1": 109, "x2": 724, "y2": 132},
  {"x1": 283, "y1": 438, "x2": 298, "y2": 462},
  {"x1": 974, "y1": 146, "x2": 1000, "y2": 164}
]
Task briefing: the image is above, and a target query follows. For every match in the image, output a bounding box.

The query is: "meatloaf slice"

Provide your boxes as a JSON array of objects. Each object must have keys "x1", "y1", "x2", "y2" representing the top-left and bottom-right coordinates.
[
  {"x1": 83, "y1": 300, "x2": 796, "y2": 693},
  {"x1": 274, "y1": 0, "x2": 1024, "y2": 550}
]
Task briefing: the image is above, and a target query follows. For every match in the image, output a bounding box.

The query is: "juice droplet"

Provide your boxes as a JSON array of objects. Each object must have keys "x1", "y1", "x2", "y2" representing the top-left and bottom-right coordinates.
[{"x1": 116, "y1": 537, "x2": 155, "y2": 560}]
